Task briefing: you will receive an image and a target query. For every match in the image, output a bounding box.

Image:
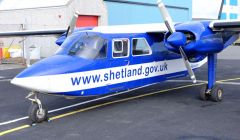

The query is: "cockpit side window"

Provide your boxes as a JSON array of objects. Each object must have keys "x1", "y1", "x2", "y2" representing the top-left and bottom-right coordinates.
[
  {"x1": 66, "y1": 34, "x2": 107, "y2": 59},
  {"x1": 112, "y1": 39, "x2": 129, "y2": 58},
  {"x1": 96, "y1": 40, "x2": 108, "y2": 59}
]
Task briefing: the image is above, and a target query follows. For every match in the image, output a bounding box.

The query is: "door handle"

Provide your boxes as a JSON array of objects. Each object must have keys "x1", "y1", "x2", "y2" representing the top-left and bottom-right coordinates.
[{"x1": 124, "y1": 60, "x2": 130, "y2": 65}]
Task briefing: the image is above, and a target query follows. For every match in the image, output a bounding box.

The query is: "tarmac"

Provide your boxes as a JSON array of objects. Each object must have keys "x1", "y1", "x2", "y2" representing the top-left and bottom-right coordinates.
[{"x1": 0, "y1": 60, "x2": 240, "y2": 140}]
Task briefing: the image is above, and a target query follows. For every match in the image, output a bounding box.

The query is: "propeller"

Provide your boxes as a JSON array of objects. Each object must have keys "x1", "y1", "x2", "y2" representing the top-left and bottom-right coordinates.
[
  {"x1": 157, "y1": 0, "x2": 196, "y2": 83},
  {"x1": 66, "y1": 11, "x2": 80, "y2": 37}
]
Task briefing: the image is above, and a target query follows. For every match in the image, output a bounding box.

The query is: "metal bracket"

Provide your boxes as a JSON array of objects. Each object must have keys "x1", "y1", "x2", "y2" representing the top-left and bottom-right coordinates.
[
  {"x1": 26, "y1": 92, "x2": 44, "y2": 115},
  {"x1": 207, "y1": 54, "x2": 217, "y2": 90}
]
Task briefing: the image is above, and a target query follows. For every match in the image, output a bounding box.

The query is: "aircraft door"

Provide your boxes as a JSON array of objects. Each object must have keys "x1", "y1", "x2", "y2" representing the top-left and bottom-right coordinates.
[
  {"x1": 107, "y1": 38, "x2": 130, "y2": 93},
  {"x1": 130, "y1": 38, "x2": 155, "y2": 86}
]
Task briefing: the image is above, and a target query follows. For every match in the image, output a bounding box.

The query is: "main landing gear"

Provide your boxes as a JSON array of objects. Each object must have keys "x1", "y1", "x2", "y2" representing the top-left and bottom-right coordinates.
[
  {"x1": 199, "y1": 54, "x2": 223, "y2": 102},
  {"x1": 200, "y1": 84, "x2": 223, "y2": 102},
  {"x1": 26, "y1": 92, "x2": 48, "y2": 123}
]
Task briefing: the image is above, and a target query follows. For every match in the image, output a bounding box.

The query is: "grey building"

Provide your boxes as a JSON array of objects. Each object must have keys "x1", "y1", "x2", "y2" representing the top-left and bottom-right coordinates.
[{"x1": 0, "y1": 0, "x2": 107, "y2": 58}]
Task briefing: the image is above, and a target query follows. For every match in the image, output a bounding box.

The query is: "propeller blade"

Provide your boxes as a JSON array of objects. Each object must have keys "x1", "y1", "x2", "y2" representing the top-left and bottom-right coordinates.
[
  {"x1": 157, "y1": 0, "x2": 175, "y2": 33},
  {"x1": 66, "y1": 11, "x2": 79, "y2": 37},
  {"x1": 179, "y1": 47, "x2": 197, "y2": 83},
  {"x1": 157, "y1": 0, "x2": 196, "y2": 83}
]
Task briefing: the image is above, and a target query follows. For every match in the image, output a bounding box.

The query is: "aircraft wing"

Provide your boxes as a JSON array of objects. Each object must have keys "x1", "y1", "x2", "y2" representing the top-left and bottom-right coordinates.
[
  {"x1": 209, "y1": 20, "x2": 240, "y2": 32},
  {"x1": 0, "y1": 29, "x2": 67, "y2": 37}
]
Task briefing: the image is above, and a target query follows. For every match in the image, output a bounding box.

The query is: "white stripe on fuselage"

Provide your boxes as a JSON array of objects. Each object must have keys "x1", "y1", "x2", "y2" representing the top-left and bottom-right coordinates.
[
  {"x1": 11, "y1": 58, "x2": 207, "y2": 93},
  {"x1": 92, "y1": 23, "x2": 168, "y2": 34}
]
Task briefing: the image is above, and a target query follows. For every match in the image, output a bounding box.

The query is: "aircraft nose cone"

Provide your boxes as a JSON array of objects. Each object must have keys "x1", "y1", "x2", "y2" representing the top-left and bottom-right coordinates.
[
  {"x1": 11, "y1": 76, "x2": 50, "y2": 93},
  {"x1": 11, "y1": 55, "x2": 92, "y2": 93},
  {"x1": 15, "y1": 55, "x2": 92, "y2": 78}
]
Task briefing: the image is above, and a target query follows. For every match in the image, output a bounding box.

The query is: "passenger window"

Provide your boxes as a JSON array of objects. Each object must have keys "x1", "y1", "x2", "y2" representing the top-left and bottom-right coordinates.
[
  {"x1": 132, "y1": 38, "x2": 152, "y2": 56},
  {"x1": 113, "y1": 39, "x2": 129, "y2": 58}
]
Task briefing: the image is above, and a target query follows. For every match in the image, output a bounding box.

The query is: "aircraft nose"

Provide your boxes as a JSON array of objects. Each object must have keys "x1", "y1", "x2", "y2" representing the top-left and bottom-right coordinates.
[
  {"x1": 11, "y1": 76, "x2": 50, "y2": 93},
  {"x1": 11, "y1": 55, "x2": 92, "y2": 93}
]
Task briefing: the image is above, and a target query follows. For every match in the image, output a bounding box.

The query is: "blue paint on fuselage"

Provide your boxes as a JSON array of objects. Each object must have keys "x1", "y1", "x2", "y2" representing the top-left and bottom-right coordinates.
[
  {"x1": 16, "y1": 30, "x2": 187, "y2": 96},
  {"x1": 17, "y1": 30, "x2": 181, "y2": 78}
]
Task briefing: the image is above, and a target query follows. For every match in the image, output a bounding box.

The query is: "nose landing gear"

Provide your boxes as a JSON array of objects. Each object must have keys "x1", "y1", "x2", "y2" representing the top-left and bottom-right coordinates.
[{"x1": 26, "y1": 92, "x2": 48, "y2": 123}]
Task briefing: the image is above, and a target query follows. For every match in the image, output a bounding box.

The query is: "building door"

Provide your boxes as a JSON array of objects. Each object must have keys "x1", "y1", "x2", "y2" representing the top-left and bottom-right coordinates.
[{"x1": 76, "y1": 15, "x2": 98, "y2": 27}]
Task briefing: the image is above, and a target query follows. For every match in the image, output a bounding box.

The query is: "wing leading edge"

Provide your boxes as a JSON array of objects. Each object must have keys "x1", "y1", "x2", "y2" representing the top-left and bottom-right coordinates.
[
  {"x1": 0, "y1": 29, "x2": 67, "y2": 37},
  {"x1": 210, "y1": 20, "x2": 240, "y2": 32}
]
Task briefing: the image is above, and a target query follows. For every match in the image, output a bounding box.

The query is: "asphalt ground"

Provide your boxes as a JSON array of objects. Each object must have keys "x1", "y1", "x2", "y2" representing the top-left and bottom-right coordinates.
[{"x1": 0, "y1": 60, "x2": 240, "y2": 140}]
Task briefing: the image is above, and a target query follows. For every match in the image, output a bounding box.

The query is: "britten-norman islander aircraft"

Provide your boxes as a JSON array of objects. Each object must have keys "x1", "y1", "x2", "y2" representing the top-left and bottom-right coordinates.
[{"x1": 0, "y1": 0, "x2": 239, "y2": 123}]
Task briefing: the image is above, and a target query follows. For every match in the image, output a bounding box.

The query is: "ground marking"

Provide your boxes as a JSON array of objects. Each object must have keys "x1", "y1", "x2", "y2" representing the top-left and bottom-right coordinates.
[
  {"x1": 0, "y1": 79, "x2": 11, "y2": 82},
  {"x1": 0, "y1": 83, "x2": 203, "y2": 136},
  {"x1": 49, "y1": 83, "x2": 204, "y2": 121},
  {"x1": 0, "y1": 125, "x2": 30, "y2": 136},
  {"x1": 0, "y1": 82, "x2": 159, "y2": 126},
  {"x1": 167, "y1": 79, "x2": 240, "y2": 85},
  {"x1": 1, "y1": 77, "x2": 240, "y2": 136},
  {"x1": 1, "y1": 78, "x2": 240, "y2": 126}
]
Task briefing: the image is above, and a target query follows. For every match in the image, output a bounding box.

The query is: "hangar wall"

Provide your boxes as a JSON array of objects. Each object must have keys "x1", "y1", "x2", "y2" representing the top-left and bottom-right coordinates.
[
  {"x1": 0, "y1": 6, "x2": 68, "y2": 57},
  {"x1": 0, "y1": 0, "x2": 192, "y2": 59},
  {"x1": 104, "y1": 0, "x2": 192, "y2": 25}
]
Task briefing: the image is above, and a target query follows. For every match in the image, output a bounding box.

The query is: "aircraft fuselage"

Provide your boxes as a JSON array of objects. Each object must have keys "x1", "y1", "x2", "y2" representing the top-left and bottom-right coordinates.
[{"x1": 11, "y1": 29, "x2": 206, "y2": 97}]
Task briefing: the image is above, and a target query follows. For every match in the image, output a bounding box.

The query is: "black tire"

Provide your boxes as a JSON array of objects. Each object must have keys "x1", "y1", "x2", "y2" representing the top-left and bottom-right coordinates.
[
  {"x1": 28, "y1": 103, "x2": 48, "y2": 123},
  {"x1": 200, "y1": 85, "x2": 209, "y2": 101},
  {"x1": 210, "y1": 85, "x2": 223, "y2": 102}
]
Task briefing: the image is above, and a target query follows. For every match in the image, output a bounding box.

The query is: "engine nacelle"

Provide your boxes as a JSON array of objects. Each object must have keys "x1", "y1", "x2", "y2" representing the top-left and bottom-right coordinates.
[{"x1": 164, "y1": 21, "x2": 224, "y2": 62}]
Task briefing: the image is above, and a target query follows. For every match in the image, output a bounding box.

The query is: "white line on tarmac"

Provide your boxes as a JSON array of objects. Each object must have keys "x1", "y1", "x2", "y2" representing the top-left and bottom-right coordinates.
[
  {"x1": 217, "y1": 81, "x2": 240, "y2": 85},
  {"x1": 0, "y1": 79, "x2": 11, "y2": 82},
  {"x1": 167, "y1": 79, "x2": 240, "y2": 85},
  {"x1": 0, "y1": 83, "x2": 158, "y2": 126},
  {"x1": 167, "y1": 80, "x2": 207, "y2": 83},
  {"x1": 0, "y1": 66, "x2": 25, "y2": 71},
  {"x1": 1, "y1": 80, "x2": 239, "y2": 126}
]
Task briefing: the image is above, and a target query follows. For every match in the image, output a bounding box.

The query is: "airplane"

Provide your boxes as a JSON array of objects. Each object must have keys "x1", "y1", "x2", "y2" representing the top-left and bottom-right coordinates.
[{"x1": 0, "y1": 0, "x2": 239, "y2": 123}]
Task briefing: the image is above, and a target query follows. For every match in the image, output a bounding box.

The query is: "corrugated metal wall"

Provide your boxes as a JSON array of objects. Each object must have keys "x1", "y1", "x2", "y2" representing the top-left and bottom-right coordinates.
[{"x1": 104, "y1": 0, "x2": 192, "y2": 25}]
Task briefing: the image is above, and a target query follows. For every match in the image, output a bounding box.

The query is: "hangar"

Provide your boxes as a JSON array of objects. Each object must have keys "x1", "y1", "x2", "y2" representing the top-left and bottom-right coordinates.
[
  {"x1": 0, "y1": 0, "x2": 108, "y2": 58},
  {"x1": 0, "y1": 0, "x2": 191, "y2": 58}
]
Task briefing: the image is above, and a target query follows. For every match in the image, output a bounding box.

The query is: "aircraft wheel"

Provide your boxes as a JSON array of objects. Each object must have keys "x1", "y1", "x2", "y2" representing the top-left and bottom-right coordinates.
[
  {"x1": 210, "y1": 85, "x2": 223, "y2": 102},
  {"x1": 28, "y1": 103, "x2": 48, "y2": 123},
  {"x1": 199, "y1": 84, "x2": 209, "y2": 101}
]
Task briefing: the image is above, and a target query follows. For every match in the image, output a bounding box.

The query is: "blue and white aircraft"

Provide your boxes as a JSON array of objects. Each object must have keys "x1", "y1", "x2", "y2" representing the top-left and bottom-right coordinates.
[{"x1": 0, "y1": 1, "x2": 239, "y2": 123}]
